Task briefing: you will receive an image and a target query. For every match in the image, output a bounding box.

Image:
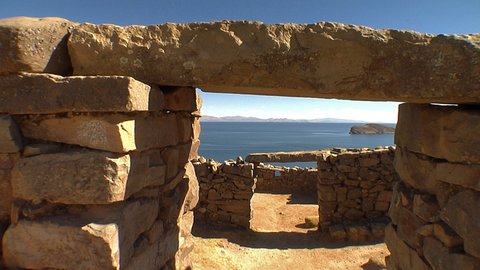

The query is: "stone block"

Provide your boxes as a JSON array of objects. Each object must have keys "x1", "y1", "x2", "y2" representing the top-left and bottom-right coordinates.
[
  {"x1": 375, "y1": 202, "x2": 390, "y2": 212},
  {"x1": 0, "y1": 73, "x2": 164, "y2": 114},
  {"x1": 397, "y1": 207, "x2": 423, "y2": 248},
  {"x1": 11, "y1": 149, "x2": 167, "y2": 204},
  {"x1": 0, "y1": 116, "x2": 23, "y2": 153},
  {"x1": 424, "y1": 237, "x2": 480, "y2": 270},
  {"x1": 318, "y1": 185, "x2": 336, "y2": 202},
  {"x1": 346, "y1": 223, "x2": 371, "y2": 242},
  {"x1": 344, "y1": 209, "x2": 364, "y2": 220},
  {"x1": 23, "y1": 143, "x2": 63, "y2": 157},
  {"x1": 359, "y1": 157, "x2": 379, "y2": 167},
  {"x1": 413, "y1": 194, "x2": 440, "y2": 222},
  {"x1": 433, "y1": 222, "x2": 463, "y2": 248},
  {"x1": 435, "y1": 162, "x2": 480, "y2": 191},
  {"x1": 441, "y1": 190, "x2": 480, "y2": 258},
  {"x1": 216, "y1": 200, "x2": 250, "y2": 216},
  {"x1": 0, "y1": 170, "x2": 12, "y2": 222},
  {"x1": 329, "y1": 224, "x2": 347, "y2": 240},
  {"x1": 347, "y1": 188, "x2": 362, "y2": 199},
  {"x1": 2, "y1": 198, "x2": 158, "y2": 269},
  {"x1": 18, "y1": 112, "x2": 178, "y2": 153},
  {"x1": 394, "y1": 146, "x2": 447, "y2": 194},
  {"x1": 163, "y1": 87, "x2": 201, "y2": 112},
  {"x1": 396, "y1": 103, "x2": 480, "y2": 164},
  {"x1": 0, "y1": 17, "x2": 76, "y2": 74},
  {"x1": 69, "y1": 21, "x2": 480, "y2": 103},
  {"x1": 377, "y1": 190, "x2": 393, "y2": 202},
  {"x1": 384, "y1": 224, "x2": 430, "y2": 270}
]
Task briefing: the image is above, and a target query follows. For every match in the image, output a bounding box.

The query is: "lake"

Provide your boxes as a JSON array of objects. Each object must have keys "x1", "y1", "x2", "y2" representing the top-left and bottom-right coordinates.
[{"x1": 198, "y1": 122, "x2": 395, "y2": 167}]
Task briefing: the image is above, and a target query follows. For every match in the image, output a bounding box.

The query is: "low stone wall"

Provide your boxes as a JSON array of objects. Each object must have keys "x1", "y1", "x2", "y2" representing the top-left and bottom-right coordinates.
[
  {"x1": 193, "y1": 159, "x2": 255, "y2": 229},
  {"x1": 254, "y1": 165, "x2": 317, "y2": 194},
  {"x1": 386, "y1": 103, "x2": 480, "y2": 269},
  {"x1": 0, "y1": 74, "x2": 201, "y2": 269},
  {"x1": 317, "y1": 147, "x2": 398, "y2": 241}
]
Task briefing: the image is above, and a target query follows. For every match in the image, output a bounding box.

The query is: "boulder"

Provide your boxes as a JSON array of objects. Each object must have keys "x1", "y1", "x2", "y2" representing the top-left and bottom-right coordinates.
[{"x1": 68, "y1": 21, "x2": 480, "y2": 103}]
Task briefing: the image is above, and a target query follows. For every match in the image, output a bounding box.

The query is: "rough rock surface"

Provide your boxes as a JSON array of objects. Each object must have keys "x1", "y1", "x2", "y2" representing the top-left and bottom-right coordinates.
[
  {"x1": 349, "y1": 123, "x2": 395, "y2": 135},
  {"x1": 17, "y1": 112, "x2": 181, "y2": 153},
  {"x1": 0, "y1": 116, "x2": 23, "y2": 153},
  {"x1": 0, "y1": 73, "x2": 164, "y2": 114},
  {"x1": 395, "y1": 103, "x2": 480, "y2": 164},
  {"x1": 2, "y1": 199, "x2": 158, "y2": 270},
  {"x1": 0, "y1": 17, "x2": 76, "y2": 75},
  {"x1": 68, "y1": 21, "x2": 480, "y2": 103},
  {"x1": 11, "y1": 150, "x2": 167, "y2": 204}
]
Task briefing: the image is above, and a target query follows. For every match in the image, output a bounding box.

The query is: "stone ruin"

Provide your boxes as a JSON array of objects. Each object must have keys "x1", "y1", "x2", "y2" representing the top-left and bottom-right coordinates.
[{"x1": 0, "y1": 16, "x2": 479, "y2": 269}]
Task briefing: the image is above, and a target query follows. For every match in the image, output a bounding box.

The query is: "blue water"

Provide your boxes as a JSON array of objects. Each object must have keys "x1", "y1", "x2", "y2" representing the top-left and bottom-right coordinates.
[{"x1": 198, "y1": 122, "x2": 395, "y2": 167}]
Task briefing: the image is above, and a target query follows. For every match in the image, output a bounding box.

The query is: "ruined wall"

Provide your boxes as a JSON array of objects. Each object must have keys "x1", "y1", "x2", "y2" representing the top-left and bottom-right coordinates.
[
  {"x1": 0, "y1": 18, "x2": 202, "y2": 269},
  {"x1": 0, "y1": 77, "x2": 201, "y2": 269},
  {"x1": 385, "y1": 103, "x2": 480, "y2": 269},
  {"x1": 254, "y1": 164, "x2": 317, "y2": 195},
  {"x1": 317, "y1": 147, "x2": 397, "y2": 241},
  {"x1": 2, "y1": 16, "x2": 480, "y2": 269},
  {"x1": 193, "y1": 158, "x2": 255, "y2": 229}
]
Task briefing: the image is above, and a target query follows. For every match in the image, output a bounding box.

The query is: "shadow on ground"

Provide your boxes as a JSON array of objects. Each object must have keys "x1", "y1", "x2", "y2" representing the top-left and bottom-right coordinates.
[{"x1": 192, "y1": 225, "x2": 383, "y2": 250}]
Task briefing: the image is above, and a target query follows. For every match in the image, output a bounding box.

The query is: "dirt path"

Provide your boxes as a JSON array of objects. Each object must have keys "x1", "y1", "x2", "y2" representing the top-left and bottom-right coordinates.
[{"x1": 190, "y1": 192, "x2": 389, "y2": 270}]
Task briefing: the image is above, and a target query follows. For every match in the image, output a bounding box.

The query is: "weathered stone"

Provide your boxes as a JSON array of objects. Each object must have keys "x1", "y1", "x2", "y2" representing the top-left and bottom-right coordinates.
[
  {"x1": 346, "y1": 223, "x2": 371, "y2": 242},
  {"x1": 397, "y1": 207, "x2": 423, "y2": 248},
  {"x1": 163, "y1": 87, "x2": 201, "y2": 112},
  {"x1": 318, "y1": 185, "x2": 336, "y2": 201},
  {"x1": 248, "y1": 150, "x2": 326, "y2": 163},
  {"x1": 384, "y1": 224, "x2": 430, "y2": 270},
  {"x1": 0, "y1": 73, "x2": 164, "y2": 114},
  {"x1": 344, "y1": 209, "x2": 364, "y2": 220},
  {"x1": 435, "y1": 162, "x2": 480, "y2": 191},
  {"x1": 424, "y1": 237, "x2": 480, "y2": 270},
  {"x1": 216, "y1": 200, "x2": 250, "y2": 215},
  {"x1": 0, "y1": 170, "x2": 12, "y2": 222},
  {"x1": 359, "y1": 156, "x2": 380, "y2": 167},
  {"x1": 394, "y1": 146, "x2": 445, "y2": 194},
  {"x1": 413, "y1": 194, "x2": 440, "y2": 222},
  {"x1": 433, "y1": 222, "x2": 463, "y2": 248},
  {"x1": 441, "y1": 190, "x2": 480, "y2": 258},
  {"x1": 3, "y1": 199, "x2": 158, "y2": 269},
  {"x1": 11, "y1": 149, "x2": 167, "y2": 204},
  {"x1": 0, "y1": 115, "x2": 23, "y2": 153},
  {"x1": 377, "y1": 190, "x2": 393, "y2": 202},
  {"x1": 18, "y1": 112, "x2": 178, "y2": 153},
  {"x1": 396, "y1": 103, "x2": 480, "y2": 163},
  {"x1": 22, "y1": 143, "x2": 63, "y2": 157},
  {"x1": 329, "y1": 224, "x2": 347, "y2": 240},
  {"x1": 374, "y1": 202, "x2": 390, "y2": 212},
  {"x1": 0, "y1": 17, "x2": 76, "y2": 74},
  {"x1": 183, "y1": 162, "x2": 199, "y2": 212}
]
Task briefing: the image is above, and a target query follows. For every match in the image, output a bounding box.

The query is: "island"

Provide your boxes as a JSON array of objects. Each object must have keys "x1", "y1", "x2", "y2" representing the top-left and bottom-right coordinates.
[{"x1": 349, "y1": 123, "x2": 395, "y2": 135}]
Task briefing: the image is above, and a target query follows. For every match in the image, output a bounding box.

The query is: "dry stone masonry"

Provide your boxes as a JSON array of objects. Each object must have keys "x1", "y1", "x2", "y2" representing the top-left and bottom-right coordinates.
[
  {"x1": 254, "y1": 164, "x2": 317, "y2": 195},
  {"x1": 317, "y1": 147, "x2": 397, "y2": 241},
  {"x1": 193, "y1": 158, "x2": 255, "y2": 229},
  {"x1": 385, "y1": 103, "x2": 480, "y2": 269},
  {"x1": 1, "y1": 15, "x2": 479, "y2": 270}
]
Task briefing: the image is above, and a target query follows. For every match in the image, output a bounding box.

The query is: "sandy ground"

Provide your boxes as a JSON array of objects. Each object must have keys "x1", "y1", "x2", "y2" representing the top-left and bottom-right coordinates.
[{"x1": 190, "y1": 192, "x2": 389, "y2": 270}]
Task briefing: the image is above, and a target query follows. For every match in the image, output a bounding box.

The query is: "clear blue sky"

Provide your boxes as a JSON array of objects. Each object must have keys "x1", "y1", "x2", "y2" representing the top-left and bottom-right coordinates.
[{"x1": 2, "y1": 1, "x2": 478, "y2": 122}]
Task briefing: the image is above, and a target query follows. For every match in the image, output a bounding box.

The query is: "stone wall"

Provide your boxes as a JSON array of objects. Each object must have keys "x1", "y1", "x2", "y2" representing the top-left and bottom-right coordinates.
[
  {"x1": 193, "y1": 158, "x2": 255, "y2": 229},
  {"x1": 385, "y1": 103, "x2": 480, "y2": 269},
  {"x1": 254, "y1": 164, "x2": 317, "y2": 194},
  {"x1": 317, "y1": 147, "x2": 398, "y2": 241},
  {"x1": 0, "y1": 71, "x2": 201, "y2": 269}
]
